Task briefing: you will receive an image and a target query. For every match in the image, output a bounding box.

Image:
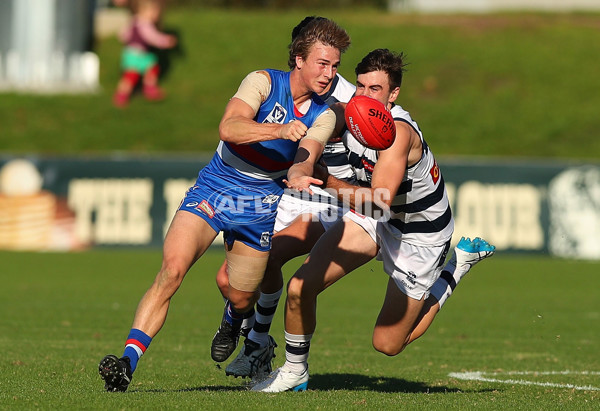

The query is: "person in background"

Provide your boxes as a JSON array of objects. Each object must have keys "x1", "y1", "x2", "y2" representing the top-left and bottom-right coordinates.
[{"x1": 112, "y1": 0, "x2": 177, "y2": 107}]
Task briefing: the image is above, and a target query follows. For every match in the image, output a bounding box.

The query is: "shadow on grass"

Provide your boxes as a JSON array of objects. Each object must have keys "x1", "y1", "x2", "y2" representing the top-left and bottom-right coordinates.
[
  {"x1": 138, "y1": 385, "x2": 249, "y2": 393},
  {"x1": 177, "y1": 384, "x2": 249, "y2": 392},
  {"x1": 310, "y1": 373, "x2": 459, "y2": 393},
  {"x1": 140, "y1": 373, "x2": 494, "y2": 394}
]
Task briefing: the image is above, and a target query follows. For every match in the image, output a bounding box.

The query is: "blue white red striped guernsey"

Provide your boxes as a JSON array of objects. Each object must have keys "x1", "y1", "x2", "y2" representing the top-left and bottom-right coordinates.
[{"x1": 216, "y1": 69, "x2": 331, "y2": 180}]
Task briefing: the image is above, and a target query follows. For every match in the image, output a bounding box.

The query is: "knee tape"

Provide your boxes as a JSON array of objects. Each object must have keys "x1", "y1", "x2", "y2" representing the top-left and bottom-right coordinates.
[{"x1": 226, "y1": 253, "x2": 268, "y2": 292}]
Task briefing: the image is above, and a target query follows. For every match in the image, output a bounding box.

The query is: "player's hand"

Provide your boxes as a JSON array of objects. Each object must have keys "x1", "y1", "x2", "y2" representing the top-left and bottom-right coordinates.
[
  {"x1": 279, "y1": 120, "x2": 308, "y2": 142},
  {"x1": 283, "y1": 176, "x2": 323, "y2": 195}
]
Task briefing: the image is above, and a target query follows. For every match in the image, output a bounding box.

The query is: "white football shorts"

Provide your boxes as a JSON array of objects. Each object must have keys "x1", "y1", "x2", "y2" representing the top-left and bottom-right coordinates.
[
  {"x1": 345, "y1": 211, "x2": 450, "y2": 300},
  {"x1": 274, "y1": 186, "x2": 345, "y2": 233}
]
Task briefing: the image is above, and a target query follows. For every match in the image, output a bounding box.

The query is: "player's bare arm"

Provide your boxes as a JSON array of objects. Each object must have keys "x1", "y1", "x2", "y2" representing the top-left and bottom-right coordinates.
[
  {"x1": 284, "y1": 138, "x2": 325, "y2": 194},
  {"x1": 219, "y1": 98, "x2": 283, "y2": 144},
  {"x1": 400, "y1": 121, "x2": 424, "y2": 167},
  {"x1": 322, "y1": 120, "x2": 412, "y2": 216},
  {"x1": 219, "y1": 71, "x2": 306, "y2": 144},
  {"x1": 370, "y1": 120, "x2": 413, "y2": 196}
]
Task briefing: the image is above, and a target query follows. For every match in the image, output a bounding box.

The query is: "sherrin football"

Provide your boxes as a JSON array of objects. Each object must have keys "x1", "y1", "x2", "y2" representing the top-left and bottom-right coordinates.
[{"x1": 344, "y1": 95, "x2": 396, "y2": 150}]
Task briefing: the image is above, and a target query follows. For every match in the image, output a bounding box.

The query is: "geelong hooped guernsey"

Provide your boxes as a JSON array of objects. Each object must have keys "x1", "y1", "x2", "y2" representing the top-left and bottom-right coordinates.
[
  {"x1": 343, "y1": 104, "x2": 454, "y2": 246},
  {"x1": 216, "y1": 69, "x2": 331, "y2": 181}
]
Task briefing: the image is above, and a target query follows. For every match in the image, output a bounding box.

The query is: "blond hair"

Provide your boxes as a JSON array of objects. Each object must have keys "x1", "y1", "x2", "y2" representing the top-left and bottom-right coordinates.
[{"x1": 288, "y1": 18, "x2": 350, "y2": 69}]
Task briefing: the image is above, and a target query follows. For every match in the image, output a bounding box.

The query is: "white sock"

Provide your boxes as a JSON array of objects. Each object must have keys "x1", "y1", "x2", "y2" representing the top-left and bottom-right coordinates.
[
  {"x1": 430, "y1": 251, "x2": 461, "y2": 308},
  {"x1": 282, "y1": 331, "x2": 311, "y2": 375},
  {"x1": 432, "y1": 238, "x2": 494, "y2": 308},
  {"x1": 241, "y1": 309, "x2": 255, "y2": 333}
]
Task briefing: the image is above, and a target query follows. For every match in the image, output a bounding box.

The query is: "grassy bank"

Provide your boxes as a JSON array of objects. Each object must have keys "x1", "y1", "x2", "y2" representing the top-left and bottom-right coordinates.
[{"x1": 1, "y1": 10, "x2": 599, "y2": 159}]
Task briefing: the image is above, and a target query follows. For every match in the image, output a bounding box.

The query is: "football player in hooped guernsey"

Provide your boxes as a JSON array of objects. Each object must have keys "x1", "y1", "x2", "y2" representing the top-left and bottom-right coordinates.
[
  {"x1": 98, "y1": 17, "x2": 350, "y2": 392},
  {"x1": 252, "y1": 49, "x2": 494, "y2": 392}
]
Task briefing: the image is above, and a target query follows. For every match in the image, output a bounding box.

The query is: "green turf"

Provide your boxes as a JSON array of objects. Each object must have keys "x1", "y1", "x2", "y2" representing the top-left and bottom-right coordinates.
[
  {"x1": 1, "y1": 249, "x2": 598, "y2": 409},
  {"x1": 1, "y1": 10, "x2": 600, "y2": 160}
]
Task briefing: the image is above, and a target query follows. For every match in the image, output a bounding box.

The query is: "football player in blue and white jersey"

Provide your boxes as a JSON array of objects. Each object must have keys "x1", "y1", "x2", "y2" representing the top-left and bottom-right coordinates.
[
  {"x1": 203, "y1": 17, "x2": 356, "y2": 380},
  {"x1": 219, "y1": 69, "x2": 356, "y2": 380},
  {"x1": 98, "y1": 17, "x2": 351, "y2": 392},
  {"x1": 252, "y1": 49, "x2": 494, "y2": 392}
]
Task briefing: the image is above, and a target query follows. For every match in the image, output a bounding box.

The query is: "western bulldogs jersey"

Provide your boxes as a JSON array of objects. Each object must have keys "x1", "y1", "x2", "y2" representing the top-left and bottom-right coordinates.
[
  {"x1": 215, "y1": 69, "x2": 331, "y2": 181},
  {"x1": 343, "y1": 104, "x2": 454, "y2": 246}
]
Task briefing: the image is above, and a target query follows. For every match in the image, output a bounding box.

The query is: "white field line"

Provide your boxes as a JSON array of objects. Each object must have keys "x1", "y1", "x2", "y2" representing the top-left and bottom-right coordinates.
[{"x1": 448, "y1": 371, "x2": 600, "y2": 391}]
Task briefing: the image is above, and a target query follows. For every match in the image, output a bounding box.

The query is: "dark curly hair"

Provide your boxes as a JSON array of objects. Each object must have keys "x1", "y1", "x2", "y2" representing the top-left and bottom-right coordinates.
[{"x1": 355, "y1": 49, "x2": 407, "y2": 89}]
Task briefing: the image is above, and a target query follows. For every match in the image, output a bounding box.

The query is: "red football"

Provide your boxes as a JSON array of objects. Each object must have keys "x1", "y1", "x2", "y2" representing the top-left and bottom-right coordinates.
[{"x1": 344, "y1": 95, "x2": 396, "y2": 150}]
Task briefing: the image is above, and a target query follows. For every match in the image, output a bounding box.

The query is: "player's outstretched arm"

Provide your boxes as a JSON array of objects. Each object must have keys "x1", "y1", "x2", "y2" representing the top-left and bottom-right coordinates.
[
  {"x1": 284, "y1": 138, "x2": 325, "y2": 194},
  {"x1": 369, "y1": 121, "x2": 412, "y2": 201}
]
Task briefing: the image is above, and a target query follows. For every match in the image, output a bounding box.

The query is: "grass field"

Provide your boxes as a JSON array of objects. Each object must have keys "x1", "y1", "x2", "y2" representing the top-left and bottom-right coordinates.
[{"x1": 1, "y1": 249, "x2": 598, "y2": 409}]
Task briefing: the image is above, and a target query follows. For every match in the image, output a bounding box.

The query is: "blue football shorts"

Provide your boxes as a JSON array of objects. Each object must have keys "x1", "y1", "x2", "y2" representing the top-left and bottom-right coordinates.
[{"x1": 178, "y1": 166, "x2": 283, "y2": 252}]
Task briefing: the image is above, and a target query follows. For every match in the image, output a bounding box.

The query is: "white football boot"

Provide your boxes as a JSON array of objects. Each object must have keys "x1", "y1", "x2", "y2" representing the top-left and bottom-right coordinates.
[
  {"x1": 453, "y1": 236, "x2": 495, "y2": 273},
  {"x1": 250, "y1": 366, "x2": 309, "y2": 392}
]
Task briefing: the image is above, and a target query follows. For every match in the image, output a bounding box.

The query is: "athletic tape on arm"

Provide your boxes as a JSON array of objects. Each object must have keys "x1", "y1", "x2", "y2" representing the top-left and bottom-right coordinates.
[{"x1": 304, "y1": 109, "x2": 336, "y2": 145}]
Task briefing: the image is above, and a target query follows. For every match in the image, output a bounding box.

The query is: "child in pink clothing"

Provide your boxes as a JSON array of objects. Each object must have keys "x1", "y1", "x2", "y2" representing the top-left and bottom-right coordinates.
[{"x1": 113, "y1": 0, "x2": 177, "y2": 107}]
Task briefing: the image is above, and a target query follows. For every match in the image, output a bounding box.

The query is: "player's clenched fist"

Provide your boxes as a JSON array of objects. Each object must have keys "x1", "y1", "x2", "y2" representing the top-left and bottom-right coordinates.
[{"x1": 279, "y1": 119, "x2": 307, "y2": 142}]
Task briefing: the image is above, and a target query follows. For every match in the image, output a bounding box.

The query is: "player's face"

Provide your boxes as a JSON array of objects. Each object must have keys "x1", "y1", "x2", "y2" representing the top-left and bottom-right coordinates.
[
  {"x1": 355, "y1": 71, "x2": 399, "y2": 109},
  {"x1": 296, "y1": 41, "x2": 341, "y2": 94}
]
